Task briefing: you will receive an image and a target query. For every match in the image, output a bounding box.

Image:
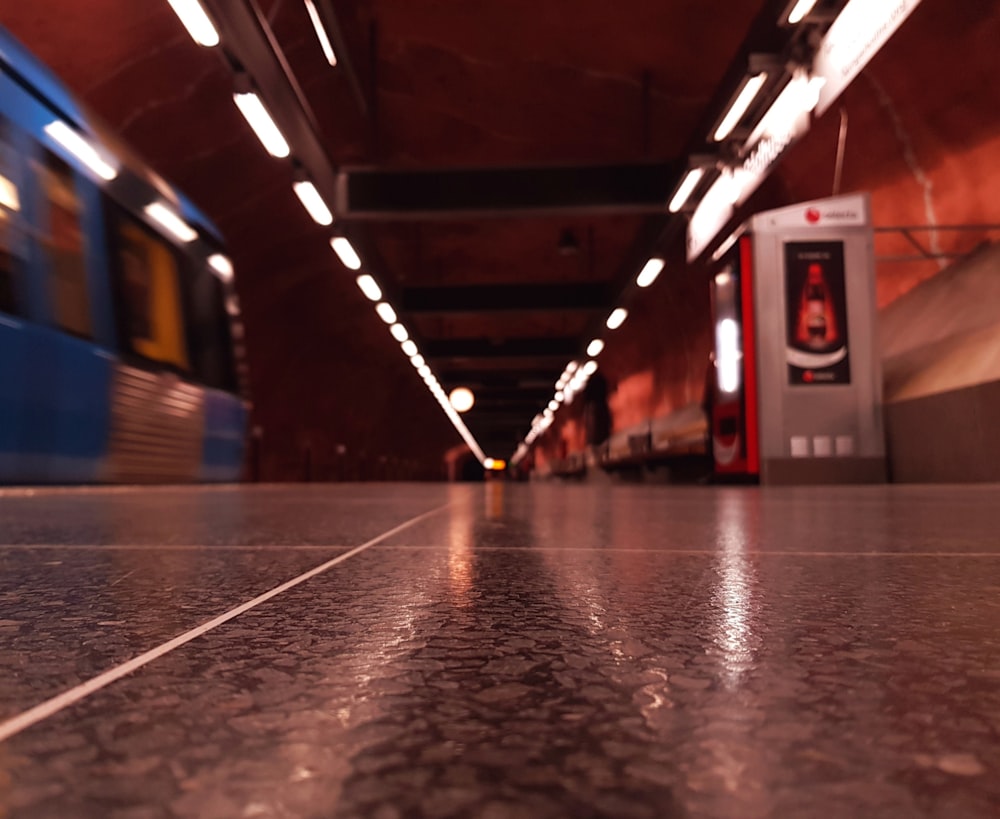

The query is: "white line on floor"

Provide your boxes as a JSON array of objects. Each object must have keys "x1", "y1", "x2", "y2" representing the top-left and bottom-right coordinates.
[
  {"x1": 0, "y1": 544, "x2": 353, "y2": 551},
  {"x1": 0, "y1": 503, "x2": 451, "y2": 744},
  {"x1": 372, "y1": 545, "x2": 1000, "y2": 557},
  {"x1": 1, "y1": 544, "x2": 996, "y2": 558}
]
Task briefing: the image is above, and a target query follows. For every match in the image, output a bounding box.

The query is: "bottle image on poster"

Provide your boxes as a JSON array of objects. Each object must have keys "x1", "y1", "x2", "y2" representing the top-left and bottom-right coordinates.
[{"x1": 784, "y1": 241, "x2": 850, "y2": 385}]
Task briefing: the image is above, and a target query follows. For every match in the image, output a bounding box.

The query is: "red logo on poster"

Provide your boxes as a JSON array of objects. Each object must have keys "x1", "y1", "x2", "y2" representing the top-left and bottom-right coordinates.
[
  {"x1": 803, "y1": 371, "x2": 815, "y2": 383},
  {"x1": 805, "y1": 208, "x2": 821, "y2": 224}
]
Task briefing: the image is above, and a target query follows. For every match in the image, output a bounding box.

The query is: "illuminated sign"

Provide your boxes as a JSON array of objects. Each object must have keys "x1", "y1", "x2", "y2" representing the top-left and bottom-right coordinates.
[{"x1": 814, "y1": 0, "x2": 923, "y2": 116}]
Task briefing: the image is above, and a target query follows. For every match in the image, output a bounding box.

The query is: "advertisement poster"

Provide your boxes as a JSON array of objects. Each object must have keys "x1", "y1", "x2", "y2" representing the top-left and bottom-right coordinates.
[{"x1": 785, "y1": 241, "x2": 850, "y2": 385}]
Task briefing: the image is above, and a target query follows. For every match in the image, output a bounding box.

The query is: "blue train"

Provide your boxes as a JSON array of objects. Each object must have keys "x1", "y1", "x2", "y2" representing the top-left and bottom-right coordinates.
[{"x1": 0, "y1": 27, "x2": 247, "y2": 483}]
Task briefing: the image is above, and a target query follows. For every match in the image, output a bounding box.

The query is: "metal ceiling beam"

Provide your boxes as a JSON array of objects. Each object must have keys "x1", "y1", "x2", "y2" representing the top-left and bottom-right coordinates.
[
  {"x1": 313, "y1": 0, "x2": 370, "y2": 118},
  {"x1": 335, "y1": 162, "x2": 679, "y2": 219},
  {"x1": 423, "y1": 338, "x2": 579, "y2": 359},
  {"x1": 401, "y1": 283, "x2": 610, "y2": 313},
  {"x1": 203, "y1": 0, "x2": 340, "y2": 205},
  {"x1": 438, "y1": 369, "x2": 562, "y2": 388}
]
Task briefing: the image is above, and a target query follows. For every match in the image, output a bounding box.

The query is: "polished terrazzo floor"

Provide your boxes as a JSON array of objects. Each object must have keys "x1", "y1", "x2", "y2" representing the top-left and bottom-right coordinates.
[{"x1": 0, "y1": 482, "x2": 998, "y2": 818}]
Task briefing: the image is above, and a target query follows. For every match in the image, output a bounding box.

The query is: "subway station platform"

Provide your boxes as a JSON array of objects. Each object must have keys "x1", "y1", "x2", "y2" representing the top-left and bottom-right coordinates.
[{"x1": 1, "y1": 482, "x2": 998, "y2": 818}]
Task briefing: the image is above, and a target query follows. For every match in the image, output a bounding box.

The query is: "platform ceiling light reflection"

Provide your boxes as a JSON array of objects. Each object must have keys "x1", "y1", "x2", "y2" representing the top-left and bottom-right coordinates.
[
  {"x1": 375, "y1": 302, "x2": 397, "y2": 324},
  {"x1": 606, "y1": 308, "x2": 629, "y2": 331},
  {"x1": 636, "y1": 257, "x2": 665, "y2": 288},
  {"x1": 303, "y1": 0, "x2": 338, "y2": 65},
  {"x1": 449, "y1": 387, "x2": 475, "y2": 413},
  {"x1": 233, "y1": 92, "x2": 290, "y2": 158},
  {"x1": 144, "y1": 202, "x2": 198, "y2": 243},
  {"x1": 292, "y1": 180, "x2": 333, "y2": 226},
  {"x1": 330, "y1": 237, "x2": 361, "y2": 269},
  {"x1": 166, "y1": 0, "x2": 220, "y2": 47},
  {"x1": 44, "y1": 122, "x2": 118, "y2": 181},
  {"x1": 208, "y1": 254, "x2": 234, "y2": 281},
  {"x1": 586, "y1": 338, "x2": 605, "y2": 357},
  {"x1": 355, "y1": 274, "x2": 382, "y2": 301}
]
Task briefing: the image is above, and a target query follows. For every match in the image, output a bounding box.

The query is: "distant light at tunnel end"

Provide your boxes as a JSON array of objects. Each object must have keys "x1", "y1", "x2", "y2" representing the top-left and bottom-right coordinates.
[{"x1": 449, "y1": 387, "x2": 475, "y2": 413}]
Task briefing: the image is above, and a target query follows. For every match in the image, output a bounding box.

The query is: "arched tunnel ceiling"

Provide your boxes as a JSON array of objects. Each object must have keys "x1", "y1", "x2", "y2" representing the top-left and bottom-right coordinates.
[{"x1": 2, "y1": 0, "x2": 998, "y2": 472}]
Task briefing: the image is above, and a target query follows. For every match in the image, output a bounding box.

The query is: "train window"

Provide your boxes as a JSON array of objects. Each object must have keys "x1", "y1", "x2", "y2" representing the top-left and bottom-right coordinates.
[
  {"x1": 35, "y1": 152, "x2": 91, "y2": 337},
  {"x1": 183, "y1": 264, "x2": 237, "y2": 391},
  {"x1": 0, "y1": 124, "x2": 25, "y2": 316},
  {"x1": 110, "y1": 211, "x2": 190, "y2": 371}
]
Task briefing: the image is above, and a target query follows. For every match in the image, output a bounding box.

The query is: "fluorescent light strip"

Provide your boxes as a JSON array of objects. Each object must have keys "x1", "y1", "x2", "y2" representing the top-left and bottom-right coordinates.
[
  {"x1": 636, "y1": 257, "x2": 665, "y2": 288},
  {"x1": 166, "y1": 0, "x2": 219, "y2": 47},
  {"x1": 390, "y1": 323, "x2": 409, "y2": 342},
  {"x1": 586, "y1": 338, "x2": 605, "y2": 357},
  {"x1": 233, "y1": 93, "x2": 290, "y2": 158},
  {"x1": 375, "y1": 302, "x2": 397, "y2": 324},
  {"x1": 145, "y1": 202, "x2": 198, "y2": 243},
  {"x1": 356, "y1": 274, "x2": 382, "y2": 301},
  {"x1": 606, "y1": 308, "x2": 628, "y2": 330},
  {"x1": 44, "y1": 121, "x2": 117, "y2": 181},
  {"x1": 583, "y1": 360, "x2": 599, "y2": 376},
  {"x1": 303, "y1": 0, "x2": 338, "y2": 65},
  {"x1": 410, "y1": 354, "x2": 425, "y2": 368},
  {"x1": 787, "y1": 0, "x2": 820, "y2": 24},
  {"x1": 292, "y1": 180, "x2": 333, "y2": 225},
  {"x1": 714, "y1": 73, "x2": 768, "y2": 142},
  {"x1": 668, "y1": 167, "x2": 706, "y2": 213},
  {"x1": 331, "y1": 237, "x2": 361, "y2": 269},
  {"x1": 401, "y1": 340, "x2": 418, "y2": 357}
]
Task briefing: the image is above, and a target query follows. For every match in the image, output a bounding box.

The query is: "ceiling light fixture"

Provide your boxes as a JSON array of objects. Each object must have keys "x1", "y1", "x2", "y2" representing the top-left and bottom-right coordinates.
[
  {"x1": 713, "y1": 73, "x2": 768, "y2": 142},
  {"x1": 636, "y1": 257, "x2": 665, "y2": 288},
  {"x1": 331, "y1": 236, "x2": 361, "y2": 269},
  {"x1": 606, "y1": 308, "x2": 628, "y2": 330},
  {"x1": 390, "y1": 323, "x2": 409, "y2": 342},
  {"x1": 166, "y1": 0, "x2": 219, "y2": 47},
  {"x1": 44, "y1": 121, "x2": 117, "y2": 181},
  {"x1": 375, "y1": 302, "x2": 397, "y2": 324},
  {"x1": 668, "y1": 167, "x2": 706, "y2": 213},
  {"x1": 410, "y1": 354, "x2": 425, "y2": 368},
  {"x1": 449, "y1": 387, "x2": 475, "y2": 413},
  {"x1": 786, "y1": 0, "x2": 820, "y2": 24},
  {"x1": 401, "y1": 340, "x2": 418, "y2": 357},
  {"x1": 586, "y1": 338, "x2": 605, "y2": 357},
  {"x1": 356, "y1": 274, "x2": 382, "y2": 301},
  {"x1": 303, "y1": 0, "x2": 338, "y2": 65},
  {"x1": 233, "y1": 91, "x2": 290, "y2": 158},
  {"x1": 292, "y1": 179, "x2": 334, "y2": 226}
]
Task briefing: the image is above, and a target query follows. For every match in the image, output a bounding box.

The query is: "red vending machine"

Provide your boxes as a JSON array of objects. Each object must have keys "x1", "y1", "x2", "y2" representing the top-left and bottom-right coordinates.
[
  {"x1": 710, "y1": 235, "x2": 759, "y2": 478},
  {"x1": 708, "y1": 193, "x2": 885, "y2": 484}
]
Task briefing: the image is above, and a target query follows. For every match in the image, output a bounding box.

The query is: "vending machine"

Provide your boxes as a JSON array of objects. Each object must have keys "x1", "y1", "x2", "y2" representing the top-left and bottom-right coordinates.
[{"x1": 710, "y1": 193, "x2": 886, "y2": 484}]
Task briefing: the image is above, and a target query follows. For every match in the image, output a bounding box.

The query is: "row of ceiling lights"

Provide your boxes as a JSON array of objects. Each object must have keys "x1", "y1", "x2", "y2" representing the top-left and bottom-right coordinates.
[
  {"x1": 510, "y1": 256, "x2": 664, "y2": 466},
  {"x1": 166, "y1": 0, "x2": 494, "y2": 466},
  {"x1": 510, "y1": 0, "x2": 828, "y2": 469},
  {"x1": 665, "y1": 0, "x2": 829, "y2": 225}
]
